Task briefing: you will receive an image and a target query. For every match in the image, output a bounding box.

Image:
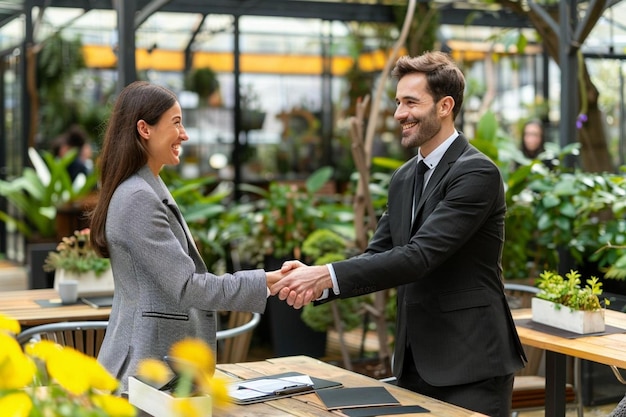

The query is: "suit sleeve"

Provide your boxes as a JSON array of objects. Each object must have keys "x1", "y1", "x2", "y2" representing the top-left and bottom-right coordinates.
[{"x1": 332, "y1": 153, "x2": 504, "y2": 298}]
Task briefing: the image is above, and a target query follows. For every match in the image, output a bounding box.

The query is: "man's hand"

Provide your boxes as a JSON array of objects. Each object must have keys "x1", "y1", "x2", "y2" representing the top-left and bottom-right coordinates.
[{"x1": 270, "y1": 264, "x2": 333, "y2": 309}]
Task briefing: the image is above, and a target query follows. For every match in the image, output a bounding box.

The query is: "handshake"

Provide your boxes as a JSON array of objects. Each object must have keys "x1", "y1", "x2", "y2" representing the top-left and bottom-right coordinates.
[{"x1": 265, "y1": 261, "x2": 333, "y2": 309}]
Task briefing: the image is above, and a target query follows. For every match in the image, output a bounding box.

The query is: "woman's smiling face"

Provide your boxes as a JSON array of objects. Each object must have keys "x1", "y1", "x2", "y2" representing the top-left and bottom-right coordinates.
[{"x1": 137, "y1": 101, "x2": 189, "y2": 175}]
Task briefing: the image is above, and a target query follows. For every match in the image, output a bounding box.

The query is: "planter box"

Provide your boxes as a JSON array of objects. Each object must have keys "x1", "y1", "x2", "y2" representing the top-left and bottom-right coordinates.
[
  {"x1": 54, "y1": 268, "x2": 114, "y2": 297},
  {"x1": 531, "y1": 297, "x2": 605, "y2": 334},
  {"x1": 128, "y1": 377, "x2": 212, "y2": 417}
]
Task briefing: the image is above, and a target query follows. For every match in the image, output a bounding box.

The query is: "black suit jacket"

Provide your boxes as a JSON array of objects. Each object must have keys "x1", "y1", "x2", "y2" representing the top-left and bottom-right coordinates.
[{"x1": 330, "y1": 134, "x2": 526, "y2": 387}]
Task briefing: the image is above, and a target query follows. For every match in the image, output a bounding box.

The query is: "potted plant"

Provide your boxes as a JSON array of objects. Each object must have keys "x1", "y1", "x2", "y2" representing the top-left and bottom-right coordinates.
[
  {"x1": 531, "y1": 270, "x2": 609, "y2": 334},
  {"x1": 0, "y1": 147, "x2": 99, "y2": 288},
  {"x1": 43, "y1": 228, "x2": 113, "y2": 297},
  {"x1": 184, "y1": 67, "x2": 220, "y2": 107},
  {"x1": 0, "y1": 148, "x2": 98, "y2": 241}
]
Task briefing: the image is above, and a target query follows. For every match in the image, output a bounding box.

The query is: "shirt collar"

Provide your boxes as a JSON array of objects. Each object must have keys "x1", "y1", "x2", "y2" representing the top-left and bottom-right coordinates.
[{"x1": 418, "y1": 130, "x2": 459, "y2": 170}]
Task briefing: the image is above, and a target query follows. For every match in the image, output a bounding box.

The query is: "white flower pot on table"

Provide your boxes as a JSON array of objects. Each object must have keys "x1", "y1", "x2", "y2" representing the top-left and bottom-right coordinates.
[
  {"x1": 53, "y1": 268, "x2": 114, "y2": 297},
  {"x1": 531, "y1": 297, "x2": 605, "y2": 334}
]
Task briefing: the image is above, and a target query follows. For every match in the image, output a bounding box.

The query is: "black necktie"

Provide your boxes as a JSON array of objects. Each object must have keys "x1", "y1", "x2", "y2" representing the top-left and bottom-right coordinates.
[{"x1": 413, "y1": 160, "x2": 429, "y2": 218}]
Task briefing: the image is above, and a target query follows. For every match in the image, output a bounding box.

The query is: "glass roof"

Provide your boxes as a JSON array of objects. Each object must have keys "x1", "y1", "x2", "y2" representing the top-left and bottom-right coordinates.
[{"x1": 2, "y1": 2, "x2": 626, "y2": 59}]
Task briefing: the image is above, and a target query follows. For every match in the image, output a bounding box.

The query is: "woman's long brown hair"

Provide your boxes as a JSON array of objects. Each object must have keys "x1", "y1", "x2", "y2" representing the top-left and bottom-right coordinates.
[{"x1": 89, "y1": 81, "x2": 177, "y2": 257}]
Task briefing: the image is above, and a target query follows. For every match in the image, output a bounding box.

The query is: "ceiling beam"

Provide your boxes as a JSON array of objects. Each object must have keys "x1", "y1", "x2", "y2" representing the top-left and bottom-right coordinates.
[{"x1": 24, "y1": 0, "x2": 530, "y2": 27}]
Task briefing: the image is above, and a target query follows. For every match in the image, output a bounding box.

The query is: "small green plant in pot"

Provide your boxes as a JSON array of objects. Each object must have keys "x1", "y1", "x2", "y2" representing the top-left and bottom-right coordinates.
[
  {"x1": 532, "y1": 270, "x2": 609, "y2": 334},
  {"x1": 535, "y1": 270, "x2": 608, "y2": 312}
]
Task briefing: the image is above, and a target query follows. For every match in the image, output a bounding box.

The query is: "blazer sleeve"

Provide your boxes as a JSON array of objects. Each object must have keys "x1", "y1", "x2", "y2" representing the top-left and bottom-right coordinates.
[{"x1": 107, "y1": 183, "x2": 267, "y2": 313}]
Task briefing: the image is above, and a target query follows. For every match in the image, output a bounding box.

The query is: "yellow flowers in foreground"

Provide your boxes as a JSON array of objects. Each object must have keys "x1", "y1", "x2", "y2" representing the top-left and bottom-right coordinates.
[
  {"x1": 1, "y1": 313, "x2": 227, "y2": 417},
  {"x1": 0, "y1": 313, "x2": 135, "y2": 417},
  {"x1": 137, "y1": 337, "x2": 232, "y2": 414}
]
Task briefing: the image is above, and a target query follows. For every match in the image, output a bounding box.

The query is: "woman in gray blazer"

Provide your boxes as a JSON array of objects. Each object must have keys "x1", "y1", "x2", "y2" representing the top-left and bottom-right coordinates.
[{"x1": 90, "y1": 81, "x2": 281, "y2": 393}]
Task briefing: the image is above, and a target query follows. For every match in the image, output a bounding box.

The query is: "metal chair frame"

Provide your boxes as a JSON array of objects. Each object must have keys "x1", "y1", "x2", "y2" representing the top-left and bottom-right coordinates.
[
  {"x1": 17, "y1": 321, "x2": 109, "y2": 358},
  {"x1": 16, "y1": 311, "x2": 261, "y2": 363}
]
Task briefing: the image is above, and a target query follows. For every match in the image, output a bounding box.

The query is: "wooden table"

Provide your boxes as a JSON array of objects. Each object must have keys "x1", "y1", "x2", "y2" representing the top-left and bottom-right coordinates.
[
  {"x1": 0, "y1": 288, "x2": 111, "y2": 327},
  {"x1": 513, "y1": 308, "x2": 626, "y2": 417},
  {"x1": 215, "y1": 355, "x2": 487, "y2": 416}
]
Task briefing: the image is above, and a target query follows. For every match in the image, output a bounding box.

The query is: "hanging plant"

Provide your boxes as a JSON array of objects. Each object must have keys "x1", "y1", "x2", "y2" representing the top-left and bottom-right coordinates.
[{"x1": 185, "y1": 67, "x2": 220, "y2": 105}]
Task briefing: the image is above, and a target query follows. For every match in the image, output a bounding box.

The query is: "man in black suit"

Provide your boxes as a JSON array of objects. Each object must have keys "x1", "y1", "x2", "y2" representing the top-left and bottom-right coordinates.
[{"x1": 271, "y1": 51, "x2": 526, "y2": 417}]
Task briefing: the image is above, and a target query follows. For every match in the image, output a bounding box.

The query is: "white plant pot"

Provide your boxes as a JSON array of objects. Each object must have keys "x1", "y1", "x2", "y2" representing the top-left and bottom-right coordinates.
[
  {"x1": 531, "y1": 297, "x2": 605, "y2": 334},
  {"x1": 129, "y1": 377, "x2": 212, "y2": 417},
  {"x1": 53, "y1": 268, "x2": 114, "y2": 297}
]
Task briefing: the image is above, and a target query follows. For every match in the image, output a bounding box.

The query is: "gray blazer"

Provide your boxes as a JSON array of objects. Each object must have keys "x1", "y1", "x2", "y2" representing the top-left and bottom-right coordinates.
[{"x1": 97, "y1": 166, "x2": 267, "y2": 392}]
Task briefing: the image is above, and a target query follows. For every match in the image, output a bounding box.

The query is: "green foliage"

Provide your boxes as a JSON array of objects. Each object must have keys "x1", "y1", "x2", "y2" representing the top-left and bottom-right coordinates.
[
  {"x1": 536, "y1": 270, "x2": 608, "y2": 311},
  {"x1": 241, "y1": 166, "x2": 353, "y2": 261},
  {"x1": 0, "y1": 148, "x2": 98, "y2": 240},
  {"x1": 468, "y1": 111, "x2": 626, "y2": 281},
  {"x1": 302, "y1": 229, "x2": 348, "y2": 262},
  {"x1": 504, "y1": 150, "x2": 626, "y2": 280}
]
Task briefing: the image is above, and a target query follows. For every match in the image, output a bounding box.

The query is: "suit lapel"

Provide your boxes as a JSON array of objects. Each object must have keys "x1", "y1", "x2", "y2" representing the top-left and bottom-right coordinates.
[
  {"x1": 411, "y1": 135, "x2": 469, "y2": 231},
  {"x1": 403, "y1": 155, "x2": 420, "y2": 231}
]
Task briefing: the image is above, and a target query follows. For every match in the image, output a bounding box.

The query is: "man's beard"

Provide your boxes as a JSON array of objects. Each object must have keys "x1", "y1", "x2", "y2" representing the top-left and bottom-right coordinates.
[{"x1": 401, "y1": 106, "x2": 441, "y2": 149}]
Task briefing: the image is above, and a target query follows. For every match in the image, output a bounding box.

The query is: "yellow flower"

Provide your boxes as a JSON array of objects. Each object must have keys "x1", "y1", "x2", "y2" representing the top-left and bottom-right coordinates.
[
  {"x1": 169, "y1": 338, "x2": 215, "y2": 376},
  {"x1": 0, "y1": 391, "x2": 32, "y2": 417},
  {"x1": 0, "y1": 333, "x2": 36, "y2": 389},
  {"x1": 205, "y1": 376, "x2": 231, "y2": 409},
  {"x1": 136, "y1": 358, "x2": 172, "y2": 385},
  {"x1": 46, "y1": 346, "x2": 118, "y2": 395},
  {"x1": 0, "y1": 314, "x2": 135, "y2": 416},
  {"x1": 92, "y1": 394, "x2": 137, "y2": 417},
  {"x1": 172, "y1": 398, "x2": 201, "y2": 417},
  {"x1": 0, "y1": 313, "x2": 20, "y2": 335},
  {"x1": 24, "y1": 339, "x2": 62, "y2": 361}
]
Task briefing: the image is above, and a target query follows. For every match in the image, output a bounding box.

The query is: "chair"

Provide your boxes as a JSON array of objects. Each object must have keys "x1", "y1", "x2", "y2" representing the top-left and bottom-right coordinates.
[
  {"x1": 504, "y1": 283, "x2": 584, "y2": 417},
  {"x1": 17, "y1": 321, "x2": 109, "y2": 358},
  {"x1": 216, "y1": 311, "x2": 261, "y2": 364}
]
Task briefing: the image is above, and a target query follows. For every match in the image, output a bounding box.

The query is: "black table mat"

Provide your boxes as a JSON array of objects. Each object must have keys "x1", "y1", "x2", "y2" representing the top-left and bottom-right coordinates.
[
  {"x1": 34, "y1": 298, "x2": 81, "y2": 308},
  {"x1": 342, "y1": 405, "x2": 430, "y2": 416},
  {"x1": 515, "y1": 317, "x2": 626, "y2": 339}
]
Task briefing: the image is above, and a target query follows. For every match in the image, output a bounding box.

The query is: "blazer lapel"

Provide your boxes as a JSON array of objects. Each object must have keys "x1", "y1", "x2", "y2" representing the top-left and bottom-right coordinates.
[
  {"x1": 137, "y1": 166, "x2": 207, "y2": 272},
  {"x1": 411, "y1": 135, "x2": 469, "y2": 230},
  {"x1": 401, "y1": 155, "x2": 419, "y2": 241},
  {"x1": 163, "y1": 199, "x2": 207, "y2": 272}
]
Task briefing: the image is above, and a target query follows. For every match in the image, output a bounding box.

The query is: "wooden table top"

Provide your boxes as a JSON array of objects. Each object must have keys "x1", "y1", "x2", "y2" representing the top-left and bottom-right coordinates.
[
  {"x1": 512, "y1": 308, "x2": 626, "y2": 369},
  {"x1": 0, "y1": 288, "x2": 111, "y2": 327},
  {"x1": 215, "y1": 355, "x2": 487, "y2": 416}
]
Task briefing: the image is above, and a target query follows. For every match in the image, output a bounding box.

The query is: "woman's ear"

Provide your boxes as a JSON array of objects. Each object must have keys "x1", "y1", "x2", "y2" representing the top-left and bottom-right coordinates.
[{"x1": 137, "y1": 120, "x2": 150, "y2": 140}]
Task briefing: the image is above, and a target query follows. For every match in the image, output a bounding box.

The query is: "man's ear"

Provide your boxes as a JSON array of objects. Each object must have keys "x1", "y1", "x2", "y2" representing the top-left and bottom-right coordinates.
[
  {"x1": 137, "y1": 120, "x2": 150, "y2": 140},
  {"x1": 439, "y1": 96, "x2": 455, "y2": 118}
]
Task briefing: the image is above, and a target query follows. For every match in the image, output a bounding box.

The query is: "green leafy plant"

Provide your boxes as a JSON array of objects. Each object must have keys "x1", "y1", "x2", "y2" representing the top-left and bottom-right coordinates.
[
  {"x1": 0, "y1": 148, "x2": 98, "y2": 240},
  {"x1": 43, "y1": 229, "x2": 110, "y2": 276},
  {"x1": 535, "y1": 270, "x2": 609, "y2": 311},
  {"x1": 240, "y1": 166, "x2": 353, "y2": 261}
]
